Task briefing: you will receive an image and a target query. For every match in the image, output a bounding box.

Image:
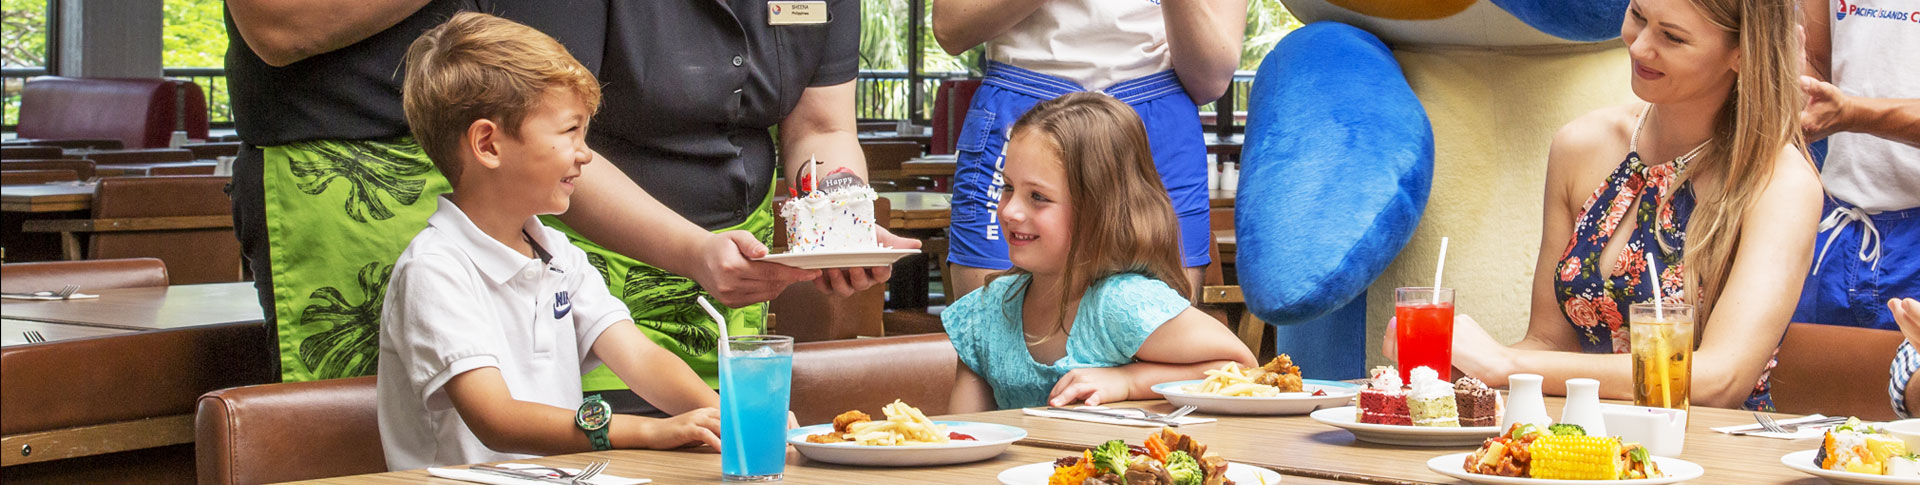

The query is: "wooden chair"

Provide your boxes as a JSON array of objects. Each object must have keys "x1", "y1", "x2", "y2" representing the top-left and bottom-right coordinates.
[
  {"x1": 1770, "y1": 322, "x2": 1904, "y2": 420},
  {"x1": 181, "y1": 142, "x2": 240, "y2": 159},
  {"x1": 21, "y1": 175, "x2": 241, "y2": 284},
  {"x1": 146, "y1": 164, "x2": 217, "y2": 176},
  {"x1": 82, "y1": 148, "x2": 196, "y2": 165},
  {"x1": 0, "y1": 258, "x2": 169, "y2": 293},
  {"x1": 2, "y1": 159, "x2": 97, "y2": 179},
  {"x1": 862, "y1": 140, "x2": 928, "y2": 189},
  {"x1": 0, "y1": 169, "x2": 79, "y2": 185},
  {"x1": 2, "y1": 146, "x2": 63, "y2": 160}
]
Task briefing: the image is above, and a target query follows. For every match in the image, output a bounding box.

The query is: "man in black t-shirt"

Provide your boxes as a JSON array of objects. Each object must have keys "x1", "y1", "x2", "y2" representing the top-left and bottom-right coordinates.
[{"x1": 225, "y1": 0, "x2": 909, "y2": 385}]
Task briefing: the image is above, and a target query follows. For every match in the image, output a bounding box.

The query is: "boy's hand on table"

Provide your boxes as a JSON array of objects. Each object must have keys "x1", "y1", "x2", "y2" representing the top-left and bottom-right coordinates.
[
  {"x1": 1048, "y1": 367, "x2": 1132, "y2": 407},
  {"x1": 696, "y1": 231, "x2": 820, "y2": 306},
  {"x1": 630, "y1": 407, "x2": 723, "y2": 450},
  {"x1": 815, "y1": 227, "x2": 922, "y2": 297}
]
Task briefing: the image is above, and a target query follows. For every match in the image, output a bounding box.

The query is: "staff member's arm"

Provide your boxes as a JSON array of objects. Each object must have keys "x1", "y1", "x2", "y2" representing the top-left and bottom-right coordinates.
[
  {"x1": 931, "y1": 0, "x2": 1046, "y2": 55},
  {"x1": 560, "y1": 154, "x2": 820, "y2": 307},
  {"x1": 1163, "y1": 0, "x2": 1249, "y2": 104},
  {"x1": 227, "y1": 0, "x2": 430, "y2": 67},
  {"x1": 779, "y1": 81, "x2": 924, "y2": 297}
]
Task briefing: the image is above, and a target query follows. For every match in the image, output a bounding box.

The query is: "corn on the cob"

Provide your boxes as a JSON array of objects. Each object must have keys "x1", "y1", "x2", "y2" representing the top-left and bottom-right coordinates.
[{"x1": 1528, "y1": 435, "x2": 1622, "y2": 480}]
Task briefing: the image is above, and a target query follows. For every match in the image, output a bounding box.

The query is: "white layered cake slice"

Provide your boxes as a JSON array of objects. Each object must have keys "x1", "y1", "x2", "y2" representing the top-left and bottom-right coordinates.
[{"x1": 781, "y1": 169, "x2": 880, "y2": 253}]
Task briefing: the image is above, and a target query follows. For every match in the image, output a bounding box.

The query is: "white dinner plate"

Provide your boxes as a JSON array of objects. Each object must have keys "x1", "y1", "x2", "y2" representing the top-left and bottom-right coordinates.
[
  {"x1": 785, "y1": 421, "x2": 1025, "y2": 467},
  {"x1": 997, "y1": 461, "x2": 1284, "y2": 485},
  {"x1": 1152, "y1": 379, "x2": 1359, "y2": 415},
  {"x1": 1309, "y1": 406, "x2": 1502, "y2": 446},
  {"x1": 1426, "y1": 451, "x2": 1704, "y2": 484},
  {"x1": 1781, "y1": 449, "x2": 1920, "y2": 484},
  {"x1": 756, "y1": 248, "x2": 920, "y2": 269}
]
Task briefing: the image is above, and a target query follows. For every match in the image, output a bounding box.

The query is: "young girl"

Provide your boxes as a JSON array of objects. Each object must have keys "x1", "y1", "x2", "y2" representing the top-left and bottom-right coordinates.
[
  {"x1": 1431, "y1": 0, "x2": 1822, "y2": 410},
  {"x1": 944, "y1": 93, "x2": 1256, "y2": 413},
  {"x1": 935, "y1": 0, "x2": 1248, "y2": 302}
]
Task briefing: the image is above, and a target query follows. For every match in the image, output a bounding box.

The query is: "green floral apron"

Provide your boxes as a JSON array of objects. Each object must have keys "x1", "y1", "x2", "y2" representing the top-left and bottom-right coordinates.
[
  {"x1": 263, "y1": 138, "x2": 451, "y2": 382},
  {"x1": 540, "y1": 185, "x2": 774, "y2": 391}
]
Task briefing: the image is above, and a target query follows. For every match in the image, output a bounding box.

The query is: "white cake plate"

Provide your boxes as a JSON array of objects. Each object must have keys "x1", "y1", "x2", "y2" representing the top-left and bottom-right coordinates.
[{"x1": 757, "y1": 248, "x2": 921, "y2": 269}]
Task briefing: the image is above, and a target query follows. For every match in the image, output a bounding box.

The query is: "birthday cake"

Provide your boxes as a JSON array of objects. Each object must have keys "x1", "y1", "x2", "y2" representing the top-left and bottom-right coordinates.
[{"x1": 780, "y1": 163, "x2": 881, "y2": 253}]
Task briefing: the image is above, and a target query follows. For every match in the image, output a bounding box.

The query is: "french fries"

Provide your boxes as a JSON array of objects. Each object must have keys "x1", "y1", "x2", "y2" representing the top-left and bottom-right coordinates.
[
  {"x1": 1188, "y1": 363, "x2": 1283, "y2": 397},
  {"x1": 811, "y1": 400, "x2": 952, "y2": 446}
]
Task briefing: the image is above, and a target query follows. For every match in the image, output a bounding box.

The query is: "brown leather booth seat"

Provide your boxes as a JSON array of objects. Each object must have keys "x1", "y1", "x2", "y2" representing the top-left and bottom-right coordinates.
[
  {"x1": 1772, "y1": 322, "x2": 1904, "y2": 421},
  {"x1": 0, "y1": 257, "x2": 169, "y2": 293},
  {"x1": 2, "y1": 159, "x2": 98, "y2": 180},
  {"x1": 16, "y1": 77, "x2": 210, "y2": 149},
  {"x1": 0, "y1": 322, "x2": 273, "y2": 483},
  {"x1": 190, "y1": 334, "x2": 957, "y2": 483},
  {"x1": 790, "y1": 334, "x2": 957, "y2": 425},
  {"x1": 195, "y1": 377, "x2": 384, "y2": 485}
]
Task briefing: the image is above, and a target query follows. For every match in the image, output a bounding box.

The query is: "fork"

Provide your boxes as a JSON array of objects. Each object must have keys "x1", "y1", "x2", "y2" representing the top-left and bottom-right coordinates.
[
  {"x1": 23, "y1": 331, "x2": 46, "y2": 344},
  {"x1": 54, "y1": 285, "x2": 79, "y2": 299},
  {"x1": 1115, "y1": 405, "x2": 1199, "y2": 425},
  {"x1": 569, "y1": 460, "x2": 607, "y2": 484},
  {"x1": 1754, "y1": 413, "x2": 1787, "y2": 433}
]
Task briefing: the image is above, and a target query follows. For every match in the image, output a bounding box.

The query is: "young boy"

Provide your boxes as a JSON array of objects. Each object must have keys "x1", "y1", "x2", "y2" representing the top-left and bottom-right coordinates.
[{"x1": 377, "y1": 12, "x2": 722, "y2": 470}]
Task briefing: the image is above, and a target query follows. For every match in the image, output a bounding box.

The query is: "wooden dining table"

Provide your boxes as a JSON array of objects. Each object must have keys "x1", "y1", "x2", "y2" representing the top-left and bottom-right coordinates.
[
  {"x1": 0, "y1": 182, "x2": 93, "y2": 212},
  {"x1": 91, "y1": 160, "x2": 219, "y2": 176},
  {"x1": 291, "y1": 442, "x2": 1360, "y2": 484},
  {"x1": 879, "y1": 191, "x2": 952, "y2": 231},
  {"x1": 0, "y1": 282, "x2": 265, "y2": 332},
  {"x1": 292, "y1": 395, "x2": 1824, "y2": 484}
]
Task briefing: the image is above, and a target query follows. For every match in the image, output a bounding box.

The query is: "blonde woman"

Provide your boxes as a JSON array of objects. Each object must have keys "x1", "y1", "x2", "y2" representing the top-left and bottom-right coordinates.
[{"x1": 1433, "y1": 0, "x2": 1822, "y2": 410}]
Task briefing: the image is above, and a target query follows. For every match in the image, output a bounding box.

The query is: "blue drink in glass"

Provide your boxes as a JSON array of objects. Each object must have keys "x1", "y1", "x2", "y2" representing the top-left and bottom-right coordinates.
[{"x1": 720, "y1": 335, "x2": 792, "y2": 482}]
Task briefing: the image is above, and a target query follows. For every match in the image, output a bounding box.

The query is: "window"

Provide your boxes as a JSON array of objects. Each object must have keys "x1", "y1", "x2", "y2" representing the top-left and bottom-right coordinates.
[
  {"x1": 164, "y1": 0, "x2": 230, "y2": 126},
  {"x1": 3, "y1": 0, "x2": 53, "y2": 128}
]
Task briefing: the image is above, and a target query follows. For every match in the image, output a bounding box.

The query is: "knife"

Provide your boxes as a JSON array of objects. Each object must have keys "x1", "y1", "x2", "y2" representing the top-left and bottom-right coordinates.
[
  {"x1": 468, "y1": 465, "x2": 571, "y2": 483},
  {"x1": 1043, "y1": 407, "x2": 1180, "y2": 427}
]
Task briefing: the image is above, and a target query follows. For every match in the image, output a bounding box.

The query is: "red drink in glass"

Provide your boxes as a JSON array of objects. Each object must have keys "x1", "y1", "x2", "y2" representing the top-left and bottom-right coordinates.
[{"x1": 1395, "y1": 287, "x2": 1455, "y2": 383}]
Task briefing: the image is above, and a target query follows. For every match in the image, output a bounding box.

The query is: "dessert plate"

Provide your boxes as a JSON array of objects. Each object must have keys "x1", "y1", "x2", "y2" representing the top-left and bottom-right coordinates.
[
  {"x1": 1781, "y1": 449, "x2": 1920, "y2": 484},
  {"x1": 757, "y1": 248, "x2": 920, "y2": 269},
  {"x1": 786, "y1": 421, "x2": 1025, "y2": 467},
  {"x1": 1427, "y1": 452, "x2": 1704, "y2": 484},
  {"x1": 1309, "y1": 406, "x2": 1502, "y2": 446},
  {"x1": 1153, "y1": 379, "x2": 1358, "y2": 415},
  {"x1": 997, "y1": 461, "x2": 1282, "y2": 485}
]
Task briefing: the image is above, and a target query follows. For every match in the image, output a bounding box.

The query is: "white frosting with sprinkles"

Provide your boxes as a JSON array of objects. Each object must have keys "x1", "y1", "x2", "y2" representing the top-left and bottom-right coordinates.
[{"x1": 781, "y1": 185, "x2": 880, "y2": 252}]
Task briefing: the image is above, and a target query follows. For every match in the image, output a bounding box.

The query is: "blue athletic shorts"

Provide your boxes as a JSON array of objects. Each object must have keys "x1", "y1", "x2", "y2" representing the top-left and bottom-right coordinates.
[
  {"x1": 1792, "y1": 198, "x2": 1920, "y2": 331},
  {"x1": 947, "y1": 62, "x2": 1211, "y2": 270}
]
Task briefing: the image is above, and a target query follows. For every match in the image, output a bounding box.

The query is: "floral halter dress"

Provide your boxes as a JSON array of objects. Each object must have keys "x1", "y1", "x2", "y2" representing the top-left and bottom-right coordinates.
[{"x1": 1551, "y1": 105, "x2": 1775, "y2": 411}]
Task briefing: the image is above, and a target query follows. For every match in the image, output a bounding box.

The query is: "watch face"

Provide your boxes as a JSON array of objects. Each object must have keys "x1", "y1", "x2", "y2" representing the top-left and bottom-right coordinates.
[{"x1": 577, "y1": 400, "x2": 611, "y2": 430}]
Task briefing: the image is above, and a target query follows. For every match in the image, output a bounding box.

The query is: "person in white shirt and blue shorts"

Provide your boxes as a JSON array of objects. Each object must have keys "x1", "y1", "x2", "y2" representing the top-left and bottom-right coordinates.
[{"x1": 934, "y1": 0, "x2": 1249, "y2": 299}]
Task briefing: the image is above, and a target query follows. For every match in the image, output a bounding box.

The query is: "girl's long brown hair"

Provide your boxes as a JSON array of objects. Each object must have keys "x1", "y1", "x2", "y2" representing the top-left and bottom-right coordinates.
[
  {"x1": 1659, "y1": 0, "x2": 1808, "y2": 321},
  {"x1": 993, "y1": 92, "x2": 1190, "y2": 338}
]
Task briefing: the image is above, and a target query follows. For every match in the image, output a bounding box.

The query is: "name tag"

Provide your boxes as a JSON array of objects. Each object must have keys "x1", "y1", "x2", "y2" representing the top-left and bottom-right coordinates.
[{"x1": 768, "y1": 1, "x2": 829, "y2": 25}]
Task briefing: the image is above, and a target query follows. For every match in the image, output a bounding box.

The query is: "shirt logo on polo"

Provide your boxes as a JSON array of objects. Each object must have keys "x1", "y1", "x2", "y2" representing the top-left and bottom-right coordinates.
[
  {"x1": 1834, "y1": 0, "x2": 1918, "y2": 23},
  {"x1": 554, "y1": 291, "x2": 572, "y2": 319}
]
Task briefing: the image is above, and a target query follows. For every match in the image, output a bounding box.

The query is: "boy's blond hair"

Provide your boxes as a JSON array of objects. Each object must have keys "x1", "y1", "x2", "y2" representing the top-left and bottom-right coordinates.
[{"x1": 401, "y1": 12, "x2": 601, "y2": 184}]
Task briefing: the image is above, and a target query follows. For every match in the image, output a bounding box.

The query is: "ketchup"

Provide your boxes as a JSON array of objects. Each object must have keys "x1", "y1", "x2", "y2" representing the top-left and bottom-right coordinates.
[{"x1": 949, "y1": 432, "x2": 976, "y2": 441}]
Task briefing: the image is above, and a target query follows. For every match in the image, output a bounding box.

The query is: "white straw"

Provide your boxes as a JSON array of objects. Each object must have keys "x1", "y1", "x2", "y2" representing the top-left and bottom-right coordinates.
[
  {"x1": 698, "y1": 297, "x2": 731, "y2": 358},
  {"x1": 1646, "y1": 252, "x2": 1663, "y2": 320},
  {"x1": 1431, "y1": 237, "x2": 1450, "y2": 305}
]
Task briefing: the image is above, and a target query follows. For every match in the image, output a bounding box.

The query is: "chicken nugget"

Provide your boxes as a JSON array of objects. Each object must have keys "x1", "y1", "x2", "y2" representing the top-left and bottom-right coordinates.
[{"x1": 831, "y1": 410, "x2": 871, "y2": 434}]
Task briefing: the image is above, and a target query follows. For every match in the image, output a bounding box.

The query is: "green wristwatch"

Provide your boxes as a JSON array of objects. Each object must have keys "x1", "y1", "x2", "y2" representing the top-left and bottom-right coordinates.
[{"x1": 576, "y1": 396, "x2": 613, "y2": 451}]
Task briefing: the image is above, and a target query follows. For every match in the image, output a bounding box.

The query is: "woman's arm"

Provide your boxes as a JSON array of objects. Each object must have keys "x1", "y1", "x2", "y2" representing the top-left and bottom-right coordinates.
[
  {"x1": 1163, "y1": 0, "x2": 1249, "y2": 104},
  {"x1": 950, "y1": 362, "x2": 999, "y2": 413},
  {"x1": 779, "y1": 81, "x2": 924, "y2": 296},
  {"x1": 227, "y1": 0, "x2": 430, "y2": 67},
  {"x1": 595, "y1": 322, "x2": 720, "y2": 415},
  {"x1": 1047, "y1": 307, "x2": 1256, "y2": 406},
  {"x1": 1681, "y1": 147, "x2": 1820, "y2": 408},
  {"x1": 930, "y1": 0, "x2": 1047, "y2": 55}
]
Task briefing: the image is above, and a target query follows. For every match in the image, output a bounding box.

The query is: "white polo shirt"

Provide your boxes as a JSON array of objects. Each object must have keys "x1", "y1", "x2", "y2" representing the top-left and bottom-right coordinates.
[
  {"x1": 987, "y1": 0, "x2": 1170, "y2": 90},
  {"x1": 377, "y1": 196, "x2": 630, "y2": 470},
  {"x1": 1825, "y1": 0, "x2": 1920, "y2": 212}
]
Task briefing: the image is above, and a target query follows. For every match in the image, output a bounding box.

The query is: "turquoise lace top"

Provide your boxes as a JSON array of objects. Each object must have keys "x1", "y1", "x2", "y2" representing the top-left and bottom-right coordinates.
[{"x1": 943, "y1": 273, "x2": 1191, "y2": 410}]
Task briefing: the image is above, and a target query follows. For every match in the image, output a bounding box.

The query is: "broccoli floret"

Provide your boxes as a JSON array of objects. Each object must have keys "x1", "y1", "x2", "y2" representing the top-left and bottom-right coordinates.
[
  {"x1": 1548, "y1": 423, "x2": 1587, "y2": 436},
  {"x1": 1092, "y1": 440, "x2": 1132, "y2": 477},
  {"x1": 1164, "y1": 450, "x2": 1202, "y2": 485}
]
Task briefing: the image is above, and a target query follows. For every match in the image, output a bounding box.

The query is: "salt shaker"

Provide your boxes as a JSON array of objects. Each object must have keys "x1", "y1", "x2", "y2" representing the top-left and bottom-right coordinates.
[
  {"x1": 1560, "y1": 378, "x2": 1608, "y2": 436},
  {"x1": 1500, "y1": 374, "x2": 1553, "y2": 432}
]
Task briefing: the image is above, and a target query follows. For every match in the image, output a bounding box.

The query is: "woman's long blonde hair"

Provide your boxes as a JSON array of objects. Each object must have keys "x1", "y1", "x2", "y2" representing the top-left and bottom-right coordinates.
[
  {"x1": 1662, "y1": 0, "x2": 1808, "y2": 319},
  {"x1": 993, "y1": 93, "x2": 1189, "y2": 338}
]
